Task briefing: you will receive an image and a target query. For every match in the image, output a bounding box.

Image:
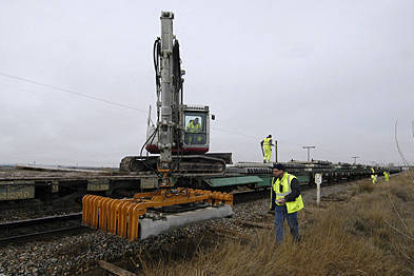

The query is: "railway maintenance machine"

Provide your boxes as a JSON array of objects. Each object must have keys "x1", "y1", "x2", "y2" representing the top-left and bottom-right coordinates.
[{"x1": 82, "y1": 11, "x2": 234, "y2": 240}]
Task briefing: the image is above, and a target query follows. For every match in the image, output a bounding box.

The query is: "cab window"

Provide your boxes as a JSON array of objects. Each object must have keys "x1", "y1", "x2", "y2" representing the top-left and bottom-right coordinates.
[{"x1": 184, "y1": 114, "x2": 206, "y2": 145}]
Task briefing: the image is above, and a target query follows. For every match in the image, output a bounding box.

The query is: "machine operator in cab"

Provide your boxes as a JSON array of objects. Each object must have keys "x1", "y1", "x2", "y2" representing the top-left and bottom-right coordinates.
[{"x1": 186, "y1": 117, "x2": 202, "y2": 144}]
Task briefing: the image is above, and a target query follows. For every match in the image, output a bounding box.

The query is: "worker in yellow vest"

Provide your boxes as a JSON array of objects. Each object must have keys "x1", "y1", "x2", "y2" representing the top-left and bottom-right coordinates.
[
  {"x1": 384, "y1": 171, "x2": 390, "y2": 182},
  {"x1": 270, "y1": 163, "x2": 304, "y2": 244},
  {"x1": 186, "y1": 120, "x2": 194, "y2": 144},
  {"x1": 186, "y1": 118, "x2": 202, "y2": 144},
  {"x1": 186, "y1": 120, "x2": 194, "y2": 131},
  {"x1": 260, "y1": 135, "x2": 274, "y2": 163},
  {"x1": 371, "y1": 167, "x2": 377, "y2": 185}
]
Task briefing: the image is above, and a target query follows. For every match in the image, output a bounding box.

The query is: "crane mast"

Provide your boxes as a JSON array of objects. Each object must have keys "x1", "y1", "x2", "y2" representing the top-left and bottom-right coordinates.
[{"x1": 158, "y1": 11, "x2": 178, "y2": 183}]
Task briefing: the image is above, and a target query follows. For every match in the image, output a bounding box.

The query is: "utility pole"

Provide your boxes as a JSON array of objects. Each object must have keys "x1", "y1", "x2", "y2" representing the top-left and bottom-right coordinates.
[
  {"x1": 302, "y1": 146, "x2": 316, "y2": 162},
  {"x1": 352, "y1": 156, "x2": 360, "y2": 164},
  {"x1": 274, "y1": 140, "x2": 278, "y2": 163}
]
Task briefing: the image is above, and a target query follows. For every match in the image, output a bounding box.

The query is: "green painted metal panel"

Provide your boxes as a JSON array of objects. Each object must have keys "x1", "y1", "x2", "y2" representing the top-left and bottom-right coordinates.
[
  {"x1": 257, "y1": 176, "x2": 273, "y2": 187},
  {"x1": 296, "y1": 175, "x2": 310, "y2": 185},
  {"x1": 205, "y1": 176, "x2": 263, "y2": 187}
]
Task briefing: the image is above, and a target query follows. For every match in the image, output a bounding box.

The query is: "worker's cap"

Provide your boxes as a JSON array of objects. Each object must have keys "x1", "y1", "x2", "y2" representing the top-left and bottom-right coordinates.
[
  {"x1": 267, "y1": 134, "x2": 272, "y2": 138},
  {"x1": 273, "y1": 163, "x2": 285, "y2": 171}
]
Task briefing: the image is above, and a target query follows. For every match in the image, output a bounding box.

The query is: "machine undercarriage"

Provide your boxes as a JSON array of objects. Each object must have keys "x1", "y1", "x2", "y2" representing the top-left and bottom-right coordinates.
[{"x1": 120, "y1": 153, "x2": 232, "y2": 174}]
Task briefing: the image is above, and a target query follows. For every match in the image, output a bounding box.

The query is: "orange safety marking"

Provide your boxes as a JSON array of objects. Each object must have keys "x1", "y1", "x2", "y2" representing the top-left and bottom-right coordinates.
[
  {"x1": 108, "y1": 199, "x2": 119, "y2": 234},
  {"x1": 126, "y1": 203, "x2": 137, "y2": 241},
  {"x1": 81, "y1": 195, "x2": 91, "y2": 225},
  {"x1": 117, "y1": 201, "x2": 127, "y2": 238},
  {"x1": 91, "y1": 196, "x2": 101, "y2": 229},
  {"x1": 99, "y1": 197, "x2": 112, "y2": 231},
  {"x1": 83, "y1": 195, "x2": 94, "y2": 227}
]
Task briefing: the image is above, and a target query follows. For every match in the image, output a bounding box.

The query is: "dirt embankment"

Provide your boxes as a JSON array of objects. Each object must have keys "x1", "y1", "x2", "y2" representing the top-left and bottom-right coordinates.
[{"x1": 140, "y1": 173, "x2": 414, "y2": 276}]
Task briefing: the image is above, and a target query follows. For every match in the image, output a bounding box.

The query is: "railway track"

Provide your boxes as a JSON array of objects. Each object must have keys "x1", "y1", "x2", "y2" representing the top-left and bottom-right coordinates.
[
  {"x1": 0, "y1": 188, "x2": 268, "y2": 244},
  {"x1": 0, "y1": 212, "x2": 84, "y2": 244}
]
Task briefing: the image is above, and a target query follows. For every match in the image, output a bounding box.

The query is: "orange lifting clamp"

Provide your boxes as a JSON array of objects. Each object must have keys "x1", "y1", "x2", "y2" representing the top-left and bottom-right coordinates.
[{"x1": 82, "y1": 188, "x2": 233, "y2": 241}]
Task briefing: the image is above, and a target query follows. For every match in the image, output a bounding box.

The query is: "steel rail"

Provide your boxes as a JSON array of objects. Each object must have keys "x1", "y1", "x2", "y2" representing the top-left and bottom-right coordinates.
[{"x1": 0, "y1": 212, "x2": 83, "y2": 244}]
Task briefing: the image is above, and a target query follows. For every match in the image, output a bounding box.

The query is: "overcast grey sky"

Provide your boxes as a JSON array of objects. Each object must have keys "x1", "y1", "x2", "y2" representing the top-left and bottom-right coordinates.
[{"x1": 1, "y1": 0, "x2": 413, "y2": 167}]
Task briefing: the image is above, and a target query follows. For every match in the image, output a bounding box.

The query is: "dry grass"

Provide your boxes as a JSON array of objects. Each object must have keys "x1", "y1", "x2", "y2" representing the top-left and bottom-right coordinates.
[
  {"x1": 140, "y1": 173, "x2": 414, "y2": 276},
  {"x1": 356, "y1": 181, "x2": 375, "y2": 194}
]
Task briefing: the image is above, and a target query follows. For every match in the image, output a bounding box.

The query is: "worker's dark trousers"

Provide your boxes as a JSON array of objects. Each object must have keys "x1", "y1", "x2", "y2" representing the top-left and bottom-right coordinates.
[{"x1": 274, "y1": 205, "x2": 300, "y2": 244}]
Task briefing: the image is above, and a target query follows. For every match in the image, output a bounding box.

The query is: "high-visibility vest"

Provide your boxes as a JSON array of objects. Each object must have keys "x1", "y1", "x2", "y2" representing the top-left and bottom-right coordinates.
[
  {"x1": 272, "y1": 173, "x2": 304, "y2": 214},
  {"x1": 193, "y1": 123, "x2": 201, "y2": 132},
  {"x1": 186, "y1": 122, "x2": 194, "y2": 132},
  {"x1": 187, "y1": 122, "x2": 201, "y2": 132},
  {"x1": 263, "y1": 137, "x2": 272, "y2": 148},
  {"x1": 371, "y1": 168, "x2": 375, "y2": 174},
  {"x1": 371, "y1": 174, "x2": 377, "y2": 184}
]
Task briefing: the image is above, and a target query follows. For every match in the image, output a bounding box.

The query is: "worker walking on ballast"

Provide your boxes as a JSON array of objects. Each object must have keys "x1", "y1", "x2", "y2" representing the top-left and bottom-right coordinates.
[
  {"x1": 270, "y1": 163, "x2": 304, "y2": 244},
  {"x1": 371, "y1": 167, "x2": 377, "y2": 185},
  {"x1": 261, "y1": 135, "x2": 274, "y2": 163},
  {"x1": 384, "y1": 171, "x2": 390, "y2": 182}
]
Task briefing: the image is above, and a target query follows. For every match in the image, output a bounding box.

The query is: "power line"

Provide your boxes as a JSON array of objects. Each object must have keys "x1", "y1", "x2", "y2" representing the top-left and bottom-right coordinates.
[
  {"x1": 0, "y1": 72, "x2": 263, "y2": 142},
  {"x1": 0, "y1": 72, "x2": 147, "y2": 113}
]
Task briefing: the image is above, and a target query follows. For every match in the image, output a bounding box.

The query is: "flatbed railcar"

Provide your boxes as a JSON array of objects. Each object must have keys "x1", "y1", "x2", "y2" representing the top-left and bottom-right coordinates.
[{"x1": 0, "y1": 161, "x2": 401, "y2": 205}]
